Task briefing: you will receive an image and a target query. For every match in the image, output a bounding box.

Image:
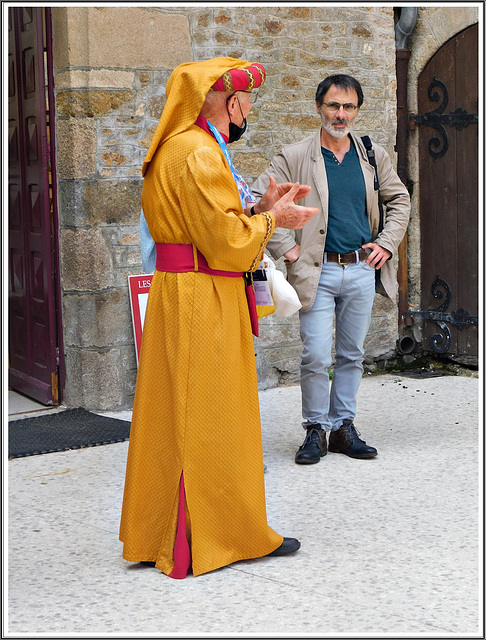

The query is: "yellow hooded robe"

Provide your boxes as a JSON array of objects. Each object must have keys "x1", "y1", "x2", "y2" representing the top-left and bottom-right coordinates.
[{"x1": 119, "y1": 57, "x2": 282, "y2": 577}]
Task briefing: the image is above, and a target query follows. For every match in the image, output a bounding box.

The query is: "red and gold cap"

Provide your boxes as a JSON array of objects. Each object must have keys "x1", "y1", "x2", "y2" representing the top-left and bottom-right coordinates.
[{"x1": 210, "y1": 62, "x2": 266, "y2": 92}]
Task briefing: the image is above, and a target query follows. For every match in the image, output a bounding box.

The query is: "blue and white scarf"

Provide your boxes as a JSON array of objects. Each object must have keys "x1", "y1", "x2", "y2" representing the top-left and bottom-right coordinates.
[{"x1": 207, "y1": 120, "x2": 257, "y2": 210}]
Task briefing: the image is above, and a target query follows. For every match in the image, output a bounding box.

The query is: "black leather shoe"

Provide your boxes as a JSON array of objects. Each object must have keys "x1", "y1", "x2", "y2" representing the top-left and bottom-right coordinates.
[
  {"x1": 328, "y1": 420, "x2": 377, "y2": 459},
  {"x1": 267, "y1": 537, "x2": 301, "y2": 556},
  {"x1": 295, "y1": 425, "x2": 327, "y2": 464}
]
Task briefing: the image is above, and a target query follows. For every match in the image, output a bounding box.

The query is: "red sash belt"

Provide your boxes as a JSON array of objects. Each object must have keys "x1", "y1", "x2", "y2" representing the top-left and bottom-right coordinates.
[
  {"x1": 155, "y1": 243, "x2": 243, "y2": 277},
  {"x1": 155, "y1": 243, "x2": 259, "y2": 336}
]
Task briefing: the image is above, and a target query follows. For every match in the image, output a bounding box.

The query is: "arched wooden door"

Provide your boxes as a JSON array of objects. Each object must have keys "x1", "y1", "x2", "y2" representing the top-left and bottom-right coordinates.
[{"x1": 410, "y1": 24, "x2": 478, "y2": 365}]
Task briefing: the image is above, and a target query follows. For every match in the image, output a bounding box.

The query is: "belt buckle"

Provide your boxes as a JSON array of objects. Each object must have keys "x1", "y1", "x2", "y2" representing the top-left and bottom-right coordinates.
[{"x1": 337, "y1": 253, "x2": 346, "y2": 265}]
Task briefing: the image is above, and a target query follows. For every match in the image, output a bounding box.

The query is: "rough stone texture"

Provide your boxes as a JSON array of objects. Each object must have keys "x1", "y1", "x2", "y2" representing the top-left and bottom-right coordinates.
[
  {"x1": 51, "y1": 7, "x2": 192, "y2": 69},
  {"x1": 56, "y1": 90, "x2": 135, "y2": 118},
  {"x1": 58, "y1": 180, "x2": 143, "y2": 229},
  {"x1": 187, "y1": 5, "x2": 399, "y2": 176},
  {"x1": 55, "y1": 69, "x2": 135, "y2": 90},
  {"x1": 63, "y1": 345, "x2": 137, "y2": 411},
  {"x1": 59, "y1": 228, "x2": 114, "y2": 292},
  {"x1": 55, "y1": 119, "x2": 97, "y2": 179},
  {"x1": 62, "y1": 289, "x2": 134, "y2": 348},
  {"x1": 50, "y1": 5, "x2": 477, "y2": 409}
]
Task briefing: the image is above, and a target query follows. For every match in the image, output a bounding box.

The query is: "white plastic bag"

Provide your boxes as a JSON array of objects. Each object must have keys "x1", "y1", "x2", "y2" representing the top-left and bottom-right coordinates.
[{"x1": 262, "y1": 254, "x2": 302, "y2": 317}]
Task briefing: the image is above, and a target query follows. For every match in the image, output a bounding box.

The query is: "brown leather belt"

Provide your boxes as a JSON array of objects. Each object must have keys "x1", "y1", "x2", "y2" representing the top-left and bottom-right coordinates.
[{"x1": 325, "y1": 249, "x2": 368, "y2": 265}]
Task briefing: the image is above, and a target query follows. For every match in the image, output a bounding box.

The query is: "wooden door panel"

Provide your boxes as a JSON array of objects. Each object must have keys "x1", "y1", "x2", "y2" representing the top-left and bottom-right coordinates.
[
  {"x1": 8, "y1": 7, "x2": 59, "y2": 403},
  {"x1": 415, "y1": 24, "x2": 478, "y2": 363}
]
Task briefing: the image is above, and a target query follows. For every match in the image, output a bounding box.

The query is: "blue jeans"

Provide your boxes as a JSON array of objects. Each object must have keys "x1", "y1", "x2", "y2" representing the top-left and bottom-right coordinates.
[{"x1": 299, "y1": 256, "x2": 376, "y2": 431}]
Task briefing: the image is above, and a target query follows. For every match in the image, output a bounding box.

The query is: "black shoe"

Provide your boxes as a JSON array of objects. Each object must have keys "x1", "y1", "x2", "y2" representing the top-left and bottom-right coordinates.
[
  {"x1": 267, "y1": 537, "x2": 301, "y2": 556},
  {"x1": 295, "y1": 425, "x2": 327, "y2": 464},
  {"x1": 328, "y1": 420, "x2": 377, "y2": 459}
]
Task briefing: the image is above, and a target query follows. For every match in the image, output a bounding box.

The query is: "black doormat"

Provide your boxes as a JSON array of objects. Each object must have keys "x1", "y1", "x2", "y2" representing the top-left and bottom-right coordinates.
[{"x1": 9, "y1": 408, "x2": 131, "y2": 459}]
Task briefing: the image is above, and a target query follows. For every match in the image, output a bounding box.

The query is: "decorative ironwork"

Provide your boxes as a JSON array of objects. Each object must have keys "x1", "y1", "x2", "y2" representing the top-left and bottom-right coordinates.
[
  {"x1": 409, "y1": 77, "x2": 478, "y2": 160},
  {"x1": 430, "y1": 275, "x2": 450, "y2": 312},
  {"x1": 406, "y1": 276, "x2": 478, "y2": 354}
]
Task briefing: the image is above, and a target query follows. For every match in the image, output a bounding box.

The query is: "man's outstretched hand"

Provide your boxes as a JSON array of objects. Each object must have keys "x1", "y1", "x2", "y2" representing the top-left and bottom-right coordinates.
[
  {"x1": 270, "y1": 182, "x2": 318, "y2": 230},
  {"x1": 254, "y1": 175, "x2": 311, "y2": 213}
]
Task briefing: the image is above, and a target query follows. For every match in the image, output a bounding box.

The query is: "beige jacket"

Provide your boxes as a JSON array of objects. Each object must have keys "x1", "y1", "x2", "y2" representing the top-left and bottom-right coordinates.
[{"x1": 251, "y1": 131, "x2": 411, "y2": 312}]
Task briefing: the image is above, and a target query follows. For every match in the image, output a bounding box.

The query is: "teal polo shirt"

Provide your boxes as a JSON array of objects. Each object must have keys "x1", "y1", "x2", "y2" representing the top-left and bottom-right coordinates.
[{"x1": 322, "y1": 141, "x2": 371, "y2": 254}]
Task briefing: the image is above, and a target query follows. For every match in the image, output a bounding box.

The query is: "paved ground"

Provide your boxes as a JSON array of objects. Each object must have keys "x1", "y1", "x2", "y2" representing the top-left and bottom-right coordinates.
[{"x1": 6, "y1": 373, "x2": 482, "y2": 637}]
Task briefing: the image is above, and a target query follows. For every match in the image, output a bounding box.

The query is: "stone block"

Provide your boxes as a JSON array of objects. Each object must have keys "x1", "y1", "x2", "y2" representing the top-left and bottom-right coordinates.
[
  {"x1": 60, "y1": 228, "x2": 114, "y2": 292},
  {"x1": 214, "y1": 11, "x2": 231, "y2": 24},
  {"x1": 98, "y1": 147, "x2": 145, "y2": 176},
  {"x1": 56, "y1": 119, "x2": 97, "y2": 179},
  {"x1": 232, "y1": 152, "x2": 270, "y2": 179},
  {"x1": 352, "y1": 23, "x2": 373, "y2": 38},
  {"x1": 97, "y1": 227, "x2": 144, "y2": 286},
  {"x1": 62, "y1": 289, "x2": 133, "y2": 348},
  {"x1": 56, "y1": 90, "x2": 135, "y2": 118},
  {"x1": 258, "y1": 316, "x2": 301, "y2": 347},
  {"x1": 282, "y1": 75, "x2": 301, "y2": 89},
  {"x1": 149, "y1": 95, "x2": 166, "y2": 119},
  {"x1": 63, "y1": 346, "x2": 136, "y2": 410},
  {"x1": 300, "y1": 53, "x2": 348, "y2": 69},
  {"x1": 113, "y1": 245, "x2": 144, "y2": 268},
  {"x1": 120, "y1": 233, "x2": 140, "y2": 245},
  {"x1": 101, "y1": 151, "x2": 130, "y2": 167},
  {"x1": 246, "y1": 131, "x2": 269, "y2": 147},
  {"x1": 54, "y1": 69, "x2": 135, "y2": 90},
  {"x1": 197, "y1": 12, "x2": 210, "y2": 28},
  {"x1": 278, "y1": 115, "x2": 321, "y2": 130},
  {"x1": 140, "y1": 125, "x2": 158, "y2": 149},
  {"x1": 59, "y1": 179, "x2": 142, "y2": 227},
  {"x1": 256, "y1": 343, "x2": 302, "y2": 389},
  {"x1": 264, "y1": 19, "x2": 285, "y2": 35},
  {"x1": 215, "y1": 31, "x2": 235, "y2": 45},
  {"x1": 53, "y1": 7, "x2": 192, "y2": 69},
  {"x1": 288, "y1": 6, "x2": 312, "y2": 19},
  {"x1": 57, "y1": 180, "x2": 85, "y2": 228}
]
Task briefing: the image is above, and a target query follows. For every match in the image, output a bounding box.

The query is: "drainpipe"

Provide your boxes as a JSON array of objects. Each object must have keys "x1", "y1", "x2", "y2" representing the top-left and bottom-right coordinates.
[{"x1": 395, "y1": 7, "x2": 418, "y2": 333}]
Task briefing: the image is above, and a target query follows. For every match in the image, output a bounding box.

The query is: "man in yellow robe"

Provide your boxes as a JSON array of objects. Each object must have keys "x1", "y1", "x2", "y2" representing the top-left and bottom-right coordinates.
[{"x1": 119, "y1": 57, "x2": 318, "y2": 578}]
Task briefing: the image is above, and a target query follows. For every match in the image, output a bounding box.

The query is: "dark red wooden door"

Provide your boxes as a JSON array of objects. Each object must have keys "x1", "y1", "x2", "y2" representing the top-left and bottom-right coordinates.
[
  {"x1": 8, "y1": 7, "x2": 60, "y2": 404},
  {"x1": 415, "y1": 24, "x2": 478, "y2": 365}
]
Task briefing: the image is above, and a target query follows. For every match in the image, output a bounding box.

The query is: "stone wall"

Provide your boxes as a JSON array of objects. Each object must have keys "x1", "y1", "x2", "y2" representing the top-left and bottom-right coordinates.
[
  {"x1": 186, "y1": 5, "x2": 400, "y2": 387},
  {"x1": 50, "y1": 5, "x2": 476, "y2": 410}
]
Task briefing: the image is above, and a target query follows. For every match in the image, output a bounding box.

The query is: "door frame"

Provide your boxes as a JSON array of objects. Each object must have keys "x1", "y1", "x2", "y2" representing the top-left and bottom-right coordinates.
[{"x1": 45, "y1": 7, "x2": 65, "y2": 401}]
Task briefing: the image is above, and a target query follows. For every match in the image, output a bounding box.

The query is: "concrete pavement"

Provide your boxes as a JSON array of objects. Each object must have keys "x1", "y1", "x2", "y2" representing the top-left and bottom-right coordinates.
[{"x1": 6, "y1": 373, "x2": 482, "y2": 637}]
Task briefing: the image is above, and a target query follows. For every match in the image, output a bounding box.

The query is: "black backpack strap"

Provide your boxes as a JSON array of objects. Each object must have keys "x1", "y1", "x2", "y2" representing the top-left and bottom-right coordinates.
[
  {"x1": 361, "y1": 135, "x2": 384, "y2": 234},
  {"x1": 361, "y1": 135, "x2": 379, "y2": 191}
]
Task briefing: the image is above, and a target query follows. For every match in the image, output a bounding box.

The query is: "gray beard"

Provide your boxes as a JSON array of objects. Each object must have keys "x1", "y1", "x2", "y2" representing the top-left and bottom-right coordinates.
[{"x1": 320, "y1": 115, "x2": 352, "y2": 139}]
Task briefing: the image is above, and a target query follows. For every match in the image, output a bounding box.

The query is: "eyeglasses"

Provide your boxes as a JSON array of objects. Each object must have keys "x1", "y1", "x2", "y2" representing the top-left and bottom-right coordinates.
[
  {"x1": 241, "y1": 89, "x2": 259, "y2": 104},
  {"x1": 321, "y1": 102, "x2": 358, "y2": 114}
]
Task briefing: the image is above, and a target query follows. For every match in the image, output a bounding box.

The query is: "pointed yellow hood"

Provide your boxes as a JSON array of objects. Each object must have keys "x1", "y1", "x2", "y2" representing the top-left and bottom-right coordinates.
[{"x1": 142, "y1": 57, "x2": 258, "y2": 176}]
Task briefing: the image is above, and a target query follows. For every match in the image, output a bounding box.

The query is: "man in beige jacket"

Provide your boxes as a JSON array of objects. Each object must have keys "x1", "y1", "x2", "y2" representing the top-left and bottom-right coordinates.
[{"x1": 251, "y1": 74, "x2": 410, "y2": 465}]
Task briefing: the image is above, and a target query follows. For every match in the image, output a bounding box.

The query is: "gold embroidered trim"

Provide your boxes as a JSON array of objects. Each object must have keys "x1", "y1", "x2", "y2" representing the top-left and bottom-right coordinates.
[
  {"x1": 253, "y1": 64, "x2": 265, "y2": 85},
  {"x1": 222, "y1": 71, "x2": 234, "y2": 92},
  {"x1": 249, "y1": 211, "x2": 273, "y2": 271},
  {"x1": 242, "y1": 69, "x2": 255, "y2": 91}
]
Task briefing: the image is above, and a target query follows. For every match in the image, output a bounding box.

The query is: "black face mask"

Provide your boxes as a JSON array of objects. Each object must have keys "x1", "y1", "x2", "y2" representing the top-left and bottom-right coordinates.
[
  {"x1": 228, "y1": 118, "x2": 247, "y2": 143},
  {"x1": 227, "y1": 95, "x2": 247, "y2": 143}
]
